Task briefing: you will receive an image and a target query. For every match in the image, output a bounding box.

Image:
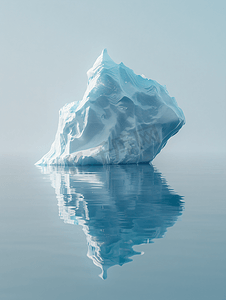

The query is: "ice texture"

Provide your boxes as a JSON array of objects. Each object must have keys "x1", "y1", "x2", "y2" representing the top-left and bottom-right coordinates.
[{"x1": 36, "y1": 49, "x2": 185, "y2": 166}]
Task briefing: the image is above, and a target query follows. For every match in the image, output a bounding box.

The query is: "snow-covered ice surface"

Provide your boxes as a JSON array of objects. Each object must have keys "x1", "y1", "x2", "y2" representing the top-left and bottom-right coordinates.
[{"x1": 36, "y1": 49, "x2": 185, "y2": 166}]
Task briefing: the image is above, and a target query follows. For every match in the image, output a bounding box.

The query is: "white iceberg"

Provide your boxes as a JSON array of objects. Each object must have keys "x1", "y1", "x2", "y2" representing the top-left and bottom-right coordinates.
[{"x1": 36, "y1": 49, "x2": 185, "y2": 166}]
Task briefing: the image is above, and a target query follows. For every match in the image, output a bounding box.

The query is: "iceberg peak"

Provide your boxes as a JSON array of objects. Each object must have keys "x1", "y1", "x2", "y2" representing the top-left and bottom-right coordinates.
[
  {"x1": 87, "y1": 48, "x2": 115, "y2": 80},
  {"x1": 93, "y1": 48, "x2": 113, "y2": 67},
  {"x1": 99, "y1": 48, "x2": 112, "y2": 63},
  {"x1": 36, "y1": 50, "x2": 185, "y2": 166}
]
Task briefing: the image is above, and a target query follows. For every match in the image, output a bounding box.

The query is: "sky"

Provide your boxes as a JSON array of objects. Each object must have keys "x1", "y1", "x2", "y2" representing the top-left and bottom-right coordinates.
[{"x1": 0, "y1": 0, "x2": 225, "y2": 161}]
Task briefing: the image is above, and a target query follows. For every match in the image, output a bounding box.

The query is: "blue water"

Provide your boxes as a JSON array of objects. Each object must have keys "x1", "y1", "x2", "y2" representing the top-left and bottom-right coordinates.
[{"x1": 0, "y1": 154, "x2": 225, "y2": 300}]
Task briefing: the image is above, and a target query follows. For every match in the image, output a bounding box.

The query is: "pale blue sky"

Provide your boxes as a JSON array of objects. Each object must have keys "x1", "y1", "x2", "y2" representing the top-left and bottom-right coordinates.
[{"x1": 0, "y1": 0, "x2": 225, "y2": 159}]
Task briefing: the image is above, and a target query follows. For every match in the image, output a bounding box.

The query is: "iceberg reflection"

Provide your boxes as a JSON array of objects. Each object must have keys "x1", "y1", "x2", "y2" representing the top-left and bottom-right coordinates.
[{"x1": 38, "y1": 164, "x2": 184, "y2": 279}]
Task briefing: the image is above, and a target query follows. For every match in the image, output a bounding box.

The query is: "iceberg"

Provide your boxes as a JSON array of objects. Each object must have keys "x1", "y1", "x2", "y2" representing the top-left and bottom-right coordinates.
[{"x1": 36, "y1": 49, "x2": 185, "y2": 166}]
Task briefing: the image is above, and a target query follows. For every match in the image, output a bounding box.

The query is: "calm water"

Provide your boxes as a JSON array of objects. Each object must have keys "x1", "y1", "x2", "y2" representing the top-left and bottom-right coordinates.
[{"x1": 0, "y1": 154, "x2": 225, "y2": 300}]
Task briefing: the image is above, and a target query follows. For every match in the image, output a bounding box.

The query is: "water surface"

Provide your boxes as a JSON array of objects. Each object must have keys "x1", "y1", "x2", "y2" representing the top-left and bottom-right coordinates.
[
  {"x1": 0, "y1": 154, "x2": 225, "y2": 300},
  {"x1": 38, "y1": 163, "x2": 184, "y2": 279}
]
